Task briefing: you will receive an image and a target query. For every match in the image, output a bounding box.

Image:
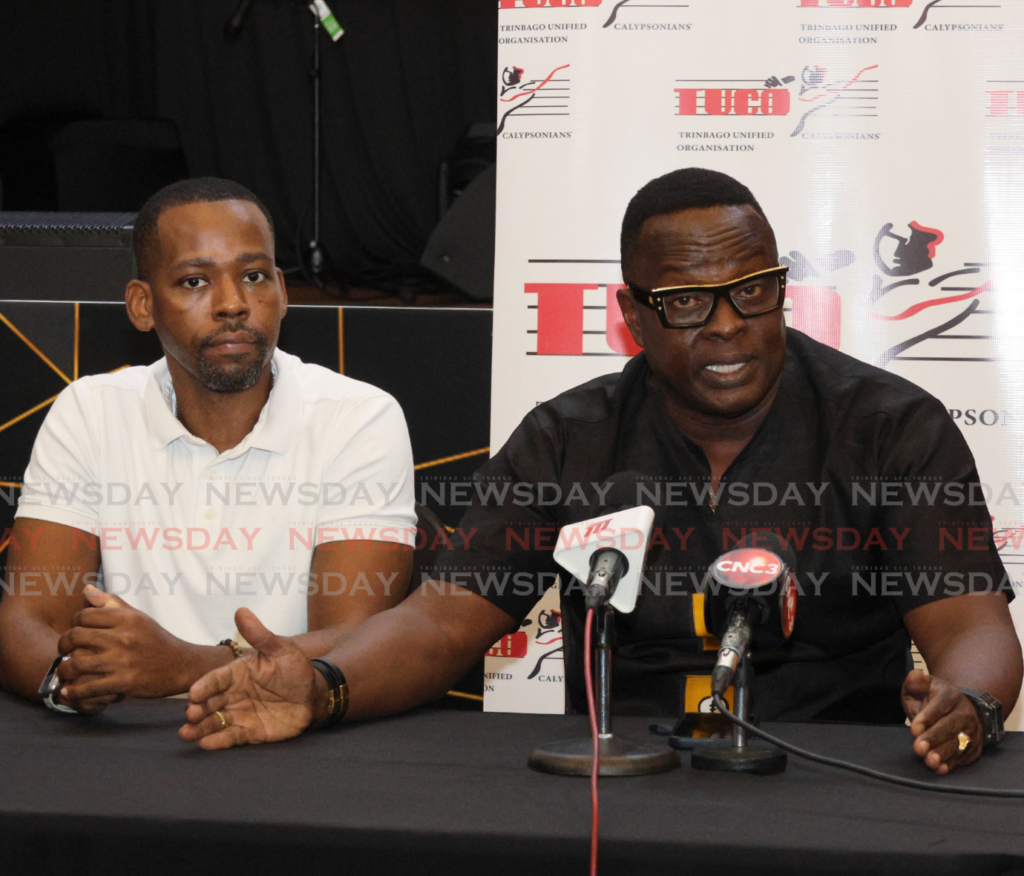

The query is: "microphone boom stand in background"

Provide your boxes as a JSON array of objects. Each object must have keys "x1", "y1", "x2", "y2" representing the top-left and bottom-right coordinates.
[
  {"x1": 307, "y1": 6, "x2": 327, "y2": 282},
  {"x1": 529, "y1": 604, "x2": 679, "y2": 777},
  {"x1": 225, "y1": 0, "x2": 331, "y2": 285}
]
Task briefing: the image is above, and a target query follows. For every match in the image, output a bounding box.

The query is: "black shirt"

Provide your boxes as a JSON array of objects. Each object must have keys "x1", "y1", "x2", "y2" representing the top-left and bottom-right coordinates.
[{"x1": 434, "y1": 330, "x2": 1011, "y2": 723}]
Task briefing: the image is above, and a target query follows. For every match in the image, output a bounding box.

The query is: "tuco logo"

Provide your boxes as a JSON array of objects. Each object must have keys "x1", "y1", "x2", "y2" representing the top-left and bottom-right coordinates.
[
  {"x1": 499, "y1": 0, "x2": 601, "y2": 7},
  {"x1": 800, "y1": 0, "x2": 1003, "y2": 29},
  {"x1": 676, "y1": 77, "x2": 793, "y2": 117},
  {"x1": 987, "y1": 90, "x2": 1024, "y2": 116},
  {"x1": 487, "y1": 631, "x2": 528, "y2": 659},
  {"x1": 525, "y1": 281, "x2": 840, "y2": 355},
  {"x1": 800, "y1": 0, "x2": 911, "y2": 6}
]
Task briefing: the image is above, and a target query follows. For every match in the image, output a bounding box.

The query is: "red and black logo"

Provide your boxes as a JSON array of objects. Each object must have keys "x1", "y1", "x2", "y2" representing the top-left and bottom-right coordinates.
[
  {"x1": 800, "y1": 0, "x2": 911, "y2": 6},
  {"x1": 497, "y1": 63, "x2": 571, "y2": 135},
  {"x1": 799, "y1": 0, "x2": 1003, "y2": 29},
  {"x1": 912, "y1": 0, "x2": 1002, "y2": 28},
  {"x1": 987, "y1": 86, "x2": 1024, "y2": 117},
  {"x1": 675, "y1": 76, "x2": 793, "y2": 118},
  {"x1": 603, "y1": 0, "x2": 692, "y2": 27},
  {"x1": 868, "y1": 222, "x2": 991, "y2": 366},
  {"x1": 499, "y1": 0, "x2": 601, "y2": 8},
  {"x1": 791, "y1": 64, "x2": 879, "y2": 136}
]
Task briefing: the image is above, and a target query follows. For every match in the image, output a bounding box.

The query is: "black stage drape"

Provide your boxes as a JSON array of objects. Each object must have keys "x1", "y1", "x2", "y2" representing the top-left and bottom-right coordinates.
[{"x1": 0, "y1": 0, "x2": 497, "y2": 280}]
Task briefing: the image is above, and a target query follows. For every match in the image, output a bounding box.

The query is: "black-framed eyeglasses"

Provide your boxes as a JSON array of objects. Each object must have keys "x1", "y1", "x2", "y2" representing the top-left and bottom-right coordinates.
[{"x1": 628, "y1": 265, "x2": 789, "y2": 329}]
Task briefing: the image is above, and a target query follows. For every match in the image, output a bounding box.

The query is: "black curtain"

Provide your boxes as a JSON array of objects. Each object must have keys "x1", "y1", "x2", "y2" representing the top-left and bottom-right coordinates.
[{"x1": 0, "y1": 0, "x2": 497, "y2": 280}]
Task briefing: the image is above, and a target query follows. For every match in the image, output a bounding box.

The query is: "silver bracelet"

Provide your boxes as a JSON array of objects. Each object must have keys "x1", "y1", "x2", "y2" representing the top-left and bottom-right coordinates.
[{"x1": 38, "y1": 655, "x2": 78, "y2": 714}]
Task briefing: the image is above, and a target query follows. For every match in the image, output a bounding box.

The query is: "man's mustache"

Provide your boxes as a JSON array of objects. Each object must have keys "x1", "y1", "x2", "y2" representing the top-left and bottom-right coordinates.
[{"x1": 197, "y1": 324, "x2": 270, "y2": 349}]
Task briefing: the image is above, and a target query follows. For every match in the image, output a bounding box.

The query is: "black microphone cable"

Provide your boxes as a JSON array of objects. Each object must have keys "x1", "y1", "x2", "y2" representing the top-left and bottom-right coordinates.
[{"x1": 712, "y1": 694, "x2": 1024, "y2": 798}]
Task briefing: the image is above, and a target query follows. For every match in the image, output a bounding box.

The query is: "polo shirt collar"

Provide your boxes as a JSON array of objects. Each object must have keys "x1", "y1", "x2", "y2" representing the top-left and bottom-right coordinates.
[{"x1": 143, "y1": 349, "x2": 303, "y2": 455}]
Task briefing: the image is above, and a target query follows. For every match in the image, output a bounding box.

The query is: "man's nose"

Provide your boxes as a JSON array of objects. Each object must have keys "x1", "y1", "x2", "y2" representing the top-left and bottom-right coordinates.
[
  {"x1": 703, "y1": 294, "x2": 746, "y2": 339},
  {"x1": 212, "y1": 277, "x2": 250, "y2": 319}
]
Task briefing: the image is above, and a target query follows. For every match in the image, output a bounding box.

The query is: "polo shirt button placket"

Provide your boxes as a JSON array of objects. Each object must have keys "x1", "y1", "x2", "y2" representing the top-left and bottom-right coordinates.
[{"x1": 203, "y1": 469, "x2": 219, "y2": 526}]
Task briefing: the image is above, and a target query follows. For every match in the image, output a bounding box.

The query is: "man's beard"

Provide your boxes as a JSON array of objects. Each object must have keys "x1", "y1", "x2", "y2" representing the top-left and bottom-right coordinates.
[{"x1": 193, "y1": 324, "x2": 271, "y2": 393}]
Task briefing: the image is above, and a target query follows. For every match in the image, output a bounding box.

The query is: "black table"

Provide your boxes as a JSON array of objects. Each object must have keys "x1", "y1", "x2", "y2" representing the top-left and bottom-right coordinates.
[{"x1": 1, "y1": 693, "x2": 1022, "y2": 876}]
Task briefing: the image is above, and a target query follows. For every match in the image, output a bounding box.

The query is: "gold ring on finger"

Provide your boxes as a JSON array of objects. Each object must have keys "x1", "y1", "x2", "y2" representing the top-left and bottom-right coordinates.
[
  {"x1": 215, "y1": 710, "x2": 230, "y2": 730},
  {"x1": 957, "y1": 731, "x2": 970, "y2": 753}
]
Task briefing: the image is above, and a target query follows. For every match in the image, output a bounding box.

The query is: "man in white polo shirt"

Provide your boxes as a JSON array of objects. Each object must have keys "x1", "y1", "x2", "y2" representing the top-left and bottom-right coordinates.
[{"x1": 0, "y1": 177, "x2": 417, "y2": 716}]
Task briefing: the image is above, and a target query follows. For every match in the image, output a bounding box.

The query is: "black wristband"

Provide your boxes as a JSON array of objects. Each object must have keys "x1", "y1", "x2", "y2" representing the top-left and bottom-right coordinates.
[
  {"x1": 957, "y1": 686, "x2": 1004, "y2": 753},
  {"x1": 310, "y1": 658, "x2": 349, "y2": 729}
]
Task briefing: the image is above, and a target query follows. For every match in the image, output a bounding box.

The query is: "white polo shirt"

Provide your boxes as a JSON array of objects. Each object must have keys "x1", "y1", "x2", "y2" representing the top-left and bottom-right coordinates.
[{"x1": 16, "y1": 348, "x2": 417, "y2": 645}]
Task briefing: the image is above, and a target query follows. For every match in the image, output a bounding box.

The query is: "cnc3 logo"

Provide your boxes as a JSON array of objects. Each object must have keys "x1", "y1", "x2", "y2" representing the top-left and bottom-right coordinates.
[{"x1": 497, "y1": 63, "x2": 571, "y2": 135}]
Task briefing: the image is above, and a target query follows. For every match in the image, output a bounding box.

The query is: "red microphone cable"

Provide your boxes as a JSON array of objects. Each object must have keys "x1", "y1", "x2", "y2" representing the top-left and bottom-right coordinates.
[{"x1": 584, "y1": 607, "x2": 599, "y2": 876}]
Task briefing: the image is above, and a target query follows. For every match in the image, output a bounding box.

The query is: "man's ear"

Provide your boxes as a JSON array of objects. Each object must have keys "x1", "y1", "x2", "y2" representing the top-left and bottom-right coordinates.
[
  {"x1": 125, "y1": 279, "x2": 155, "y2": 332},
  {"x1": 275, "y1": 267, "x2": 289, "y2": 317},
  {"x1": 616, "y1": 286, "x2": 645, "y2": 349}
]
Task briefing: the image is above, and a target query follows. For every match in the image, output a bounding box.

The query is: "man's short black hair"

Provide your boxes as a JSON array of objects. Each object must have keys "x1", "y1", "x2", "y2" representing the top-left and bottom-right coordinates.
[
  {"x1": 620, "y1": 168, "x2": 768, "y2": 268},
  {"x1": 132, "y1": 177, "x2": 275, "y2": 281}
]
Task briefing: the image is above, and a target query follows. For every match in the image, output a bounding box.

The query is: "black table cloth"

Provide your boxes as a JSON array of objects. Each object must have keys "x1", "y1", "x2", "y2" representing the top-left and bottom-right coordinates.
[{"x1": 0, "y1": 692, "x2": 1022, "y2": 876}]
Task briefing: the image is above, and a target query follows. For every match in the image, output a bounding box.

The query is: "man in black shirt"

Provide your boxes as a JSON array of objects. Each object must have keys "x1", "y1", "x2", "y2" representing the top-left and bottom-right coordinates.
[{"x1": 181, "y1": 169, "x2": 1021, "y2": 776}]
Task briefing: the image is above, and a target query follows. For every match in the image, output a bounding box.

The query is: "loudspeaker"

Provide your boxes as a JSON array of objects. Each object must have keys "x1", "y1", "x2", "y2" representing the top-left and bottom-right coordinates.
[
  {"x1": 0, "y1": 212, "x2": 136, "y2": 302},
  {"x1": 420, "y1": 163, "x2": 495, "y2": 302}
]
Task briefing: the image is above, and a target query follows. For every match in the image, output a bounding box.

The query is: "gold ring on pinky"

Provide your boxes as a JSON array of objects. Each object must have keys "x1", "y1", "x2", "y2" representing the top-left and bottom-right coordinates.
[
  {"x1": 957, "y1": 732, "x2": 971, "y2": 753},
  {"x1": 215, "y1": 710, "x2": 230, "y2": 731}
]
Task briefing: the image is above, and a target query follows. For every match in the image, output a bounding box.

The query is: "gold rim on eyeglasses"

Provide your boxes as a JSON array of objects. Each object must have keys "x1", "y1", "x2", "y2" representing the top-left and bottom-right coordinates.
[{"x1": 628, "y1": 265, "x2": 789, "y2": 329}]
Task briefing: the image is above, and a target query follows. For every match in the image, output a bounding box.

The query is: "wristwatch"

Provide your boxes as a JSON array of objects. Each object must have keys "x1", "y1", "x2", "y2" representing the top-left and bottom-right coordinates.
[
  {"x1": 957, "y1": 686, "x2": 1004, "y2": 753},
  {"x1": 38, "y1": 655, "x2": 78, "y2": 714}
]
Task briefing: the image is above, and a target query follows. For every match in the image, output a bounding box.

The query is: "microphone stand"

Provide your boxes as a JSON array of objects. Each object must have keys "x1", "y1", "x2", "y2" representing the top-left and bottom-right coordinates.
[
  {"x1": 528, "y1": 605, "x2": 679, "y2": 776},
  {"x1": 691, "y1": 653, "x2": 787, "y2": 775},
  {"x1": 224, "y1": 1, "x2": 329, "y2": 284},
  {"x1": 307, "y1": 5, "x2": 327, "y2": 283}
]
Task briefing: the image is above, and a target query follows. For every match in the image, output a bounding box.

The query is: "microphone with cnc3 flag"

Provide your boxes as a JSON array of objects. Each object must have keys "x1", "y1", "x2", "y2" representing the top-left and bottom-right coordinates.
[
  {"x1": 703, "y1": 531, "x2": 799, "y2": 697},
  {"x1": 696, "y1": 534, "x2": 1024, "y2": 795},
  {"x1": 686, "y1": 531, "x2": 798, "y2": 775}
]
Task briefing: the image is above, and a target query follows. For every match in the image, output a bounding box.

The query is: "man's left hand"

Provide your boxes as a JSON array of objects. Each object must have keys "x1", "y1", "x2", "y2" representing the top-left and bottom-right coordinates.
[
  {"x1": 902, "y1": 669, "x2": 983, "y2": 775},
  {"x1": 56, "y1": 585, "x2": 201, "y2": 700}
]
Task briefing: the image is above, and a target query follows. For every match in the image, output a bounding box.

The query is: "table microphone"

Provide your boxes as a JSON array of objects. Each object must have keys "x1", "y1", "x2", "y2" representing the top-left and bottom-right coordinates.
[
  {"x1": 703, "y1": 531, "x2": 798, "y2": 696},
  {"x1": 552, "y1": 471, "x2": 656, "y2": 614}
]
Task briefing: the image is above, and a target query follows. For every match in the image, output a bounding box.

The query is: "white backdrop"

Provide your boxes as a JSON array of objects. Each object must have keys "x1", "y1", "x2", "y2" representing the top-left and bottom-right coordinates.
[{"x1": 484, "y1": 0, "x2": 1024, "y2": 727}]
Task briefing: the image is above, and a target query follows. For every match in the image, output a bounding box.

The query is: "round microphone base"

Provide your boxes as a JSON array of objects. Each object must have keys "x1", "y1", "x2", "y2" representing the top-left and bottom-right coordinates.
[
  {"x1": 690, "y1": 740, "x2": 787, "y2": 775},
  {"x1": 529, "y1": 734, "x2": 680, "y2": 777}
]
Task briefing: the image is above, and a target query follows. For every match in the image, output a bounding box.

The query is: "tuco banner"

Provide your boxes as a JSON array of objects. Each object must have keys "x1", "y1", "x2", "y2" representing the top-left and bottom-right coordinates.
[{"x1": 485, "y1": 0, "x2": 1024, "y2": 726}]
